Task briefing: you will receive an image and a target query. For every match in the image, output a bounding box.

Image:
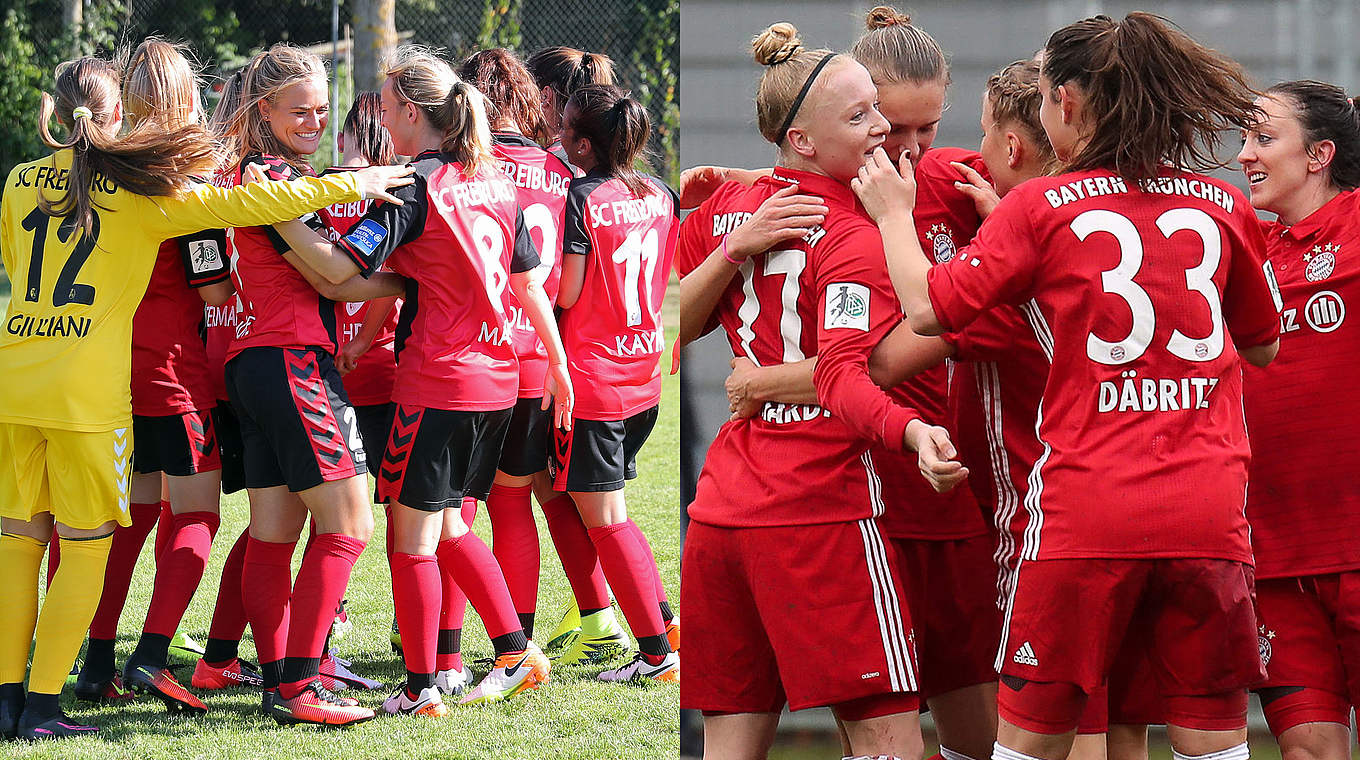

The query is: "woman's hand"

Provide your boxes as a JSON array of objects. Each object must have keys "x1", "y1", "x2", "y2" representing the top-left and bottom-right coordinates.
[
  {"x1": 544, "y1": 363, "x2": 575, "y2": 432},
  {"x1": 904, "y1": 419, "x2": 969, "y2": 493},
  {"x1": 851, "y1": 147, "x2": 917, "y2": 223},
  {"x1": 725, "y1": 185, "x2": 827, "y2": 262},
  {"x1": 950, "y1": 161, "x2": 1001, "y2": 219},
  {"x1": 351, "y1": 164, "x2": 416, "y2": 204},
  {"x1": 724, "y1": 356, "x2": 764, "y2": 420},
  {"x1": 336, "y1": 334, "x2": 372, "y2": 375}
]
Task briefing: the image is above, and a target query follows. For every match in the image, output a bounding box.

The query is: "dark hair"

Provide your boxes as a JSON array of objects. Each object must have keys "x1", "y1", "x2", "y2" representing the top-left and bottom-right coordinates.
[
  {"x1": 566, "y1": 84, "x2": 652, "y2": 197},
  {"x1": 208, "y1": 68, "x2": 245, "y2": 137},
  {"x1": 1265, "y1": 80, "x2": 1360, "y2": 191},
  {"x1": 341, "y1": 91, "x2": 396, "y2": 166},
  {"x1": 459, "y1": 47, "x2": 552, "y2": 146},
  {"x1": 527, "y1": 46, "x2": 616, "y2": 117},
  {"x1": 37, "y1": 56, "x2": 219, "y2": 238},
  {"x1": 1042, "y1": 13, "x2": 1260, "y2": 184}
]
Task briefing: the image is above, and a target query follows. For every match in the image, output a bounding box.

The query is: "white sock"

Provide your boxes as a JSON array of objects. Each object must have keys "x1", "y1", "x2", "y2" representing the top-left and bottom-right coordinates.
[
  {"x1": 1173, "y1": 743, "x2": 1249, "y2": 760},
  {"x1": 942, "y1": 748, "x2": 979, "y2": 760},
  {"x1": 994, "y1": 743, "x2": 1047, "y2": 760}
]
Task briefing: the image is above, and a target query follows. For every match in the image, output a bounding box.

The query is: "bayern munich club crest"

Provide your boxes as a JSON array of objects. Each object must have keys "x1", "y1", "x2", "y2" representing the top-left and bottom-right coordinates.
[
  {"x1": 1258, "y1": 624, "x2": 1276, "y2": 667},
  {"x1": 1304, "y1": 242, "x2": 1338, "y2": 282},
  {"x1": 927, "y1": 223, "x2": 957, "y2": 264}
]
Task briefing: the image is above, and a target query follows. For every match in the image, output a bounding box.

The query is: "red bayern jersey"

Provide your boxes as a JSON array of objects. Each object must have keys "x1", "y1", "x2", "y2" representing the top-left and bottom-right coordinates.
[
  {"x1": 320, "y1": 166, "x2": 399, "y2": 407},
  {"x1": 944, "y1": 304, "x2": 1049, "y2": 608},
  {"x1": 877, "y1": 147, "x2": 990, "y2": 540},
  {"x1": 223, "y1": 154, "x2": 339, "y2": 360},
  {"x1": 559, "y1": 170, "x2": 679, "y2": 419},
  {"x1": 131, "y1": 227, "x2": 229, "y2": 416},
  {"x1": 493, "y1": 132, "x2": 572, "y2": 398},
  {"x1": 336, "y1": 150, "x2": 538, "y2": 411},
  {"x1": 681, "y1": 169, "x2": 922, "y2": 528},
  {"x1": 1245, "y1": 188, "x2": 1360, "y2": 578},
  {"x1": 928, "y1": 167, "x2": 1279, "y2": 562}
]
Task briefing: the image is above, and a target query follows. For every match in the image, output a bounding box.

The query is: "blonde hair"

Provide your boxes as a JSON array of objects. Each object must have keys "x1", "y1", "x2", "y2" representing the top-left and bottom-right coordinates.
[
  {"x1": 849, "y1": 6, "x2": 948, "y2": 86},
  {"x1": 220, "y1": 44, "x2": 328, "y2": 170},
  {"x1": 750, "y1": 22, "x2": 839, "y2": 145},
  {"x1": 384, "y1": 45, "x2": 494, "y2": 177},
  {"x1": 121, "y1": 37, "x2": 201, "y2": 132},
  {"x1": 37, "y1": 56, "x2": 219, "y2": 238},
  {"x1": 986, "y1": 58, "x2": 1055, "y2": 168}
]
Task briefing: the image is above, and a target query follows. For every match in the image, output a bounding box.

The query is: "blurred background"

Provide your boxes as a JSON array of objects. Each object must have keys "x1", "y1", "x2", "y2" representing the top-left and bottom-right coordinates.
[{"x1": 678, "y1": 1, "x2": 1360, "y2": 757}]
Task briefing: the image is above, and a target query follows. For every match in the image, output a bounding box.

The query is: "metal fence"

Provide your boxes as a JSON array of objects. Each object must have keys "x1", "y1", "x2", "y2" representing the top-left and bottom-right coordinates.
[{"x1": 114, "y1": 0, "x2": 678, "y2": 179}]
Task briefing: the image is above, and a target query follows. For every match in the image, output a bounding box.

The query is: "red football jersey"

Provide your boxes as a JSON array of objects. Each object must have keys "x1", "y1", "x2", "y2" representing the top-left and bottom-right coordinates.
[
  {"x1": 336, "y1": 150, "x2": 538, "y2": 412},
  {"x1": 928, "y1": 168, "x2": 1279, "y2": 562},
  {"x1": 494, "y1": 133, "x2": 572, "y2": 398},
  {"x1": 1245, "y1": 189, "x2": 1360, "y2": 578},
  {"x1": 877, "y1": 147, "x2": 990, "y2": 540},
  {"x1": 681, "y1": 170, "x2": 922, "y2": 528},
  {"x1": 945, "y1": 305, "x2": 1050, "y2": 608},
  {"x1": 223, "y1": 154, "x2": 339, "y2": 361},
  {"x1": 203, "y1": 297, "x2": 240, "y2": 402},
  {"x1": 320, "y1": 166, "x2": 398, "y2": 407},
  {"x1": 559, "y1": 171, "x2": 679, "y2": 420},
  {"x1": 131, "y1": 228, "x2": 229, "y2": 416}
]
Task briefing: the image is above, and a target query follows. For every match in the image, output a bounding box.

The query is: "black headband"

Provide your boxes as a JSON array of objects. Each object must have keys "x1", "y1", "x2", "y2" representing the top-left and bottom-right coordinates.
[{"x1": 775, "y1": 53, "x2": 837, "y2": 147}]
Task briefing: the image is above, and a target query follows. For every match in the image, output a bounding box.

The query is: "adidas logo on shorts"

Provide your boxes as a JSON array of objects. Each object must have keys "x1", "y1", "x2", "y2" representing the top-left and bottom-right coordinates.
[{"x1": 1012, "y1": 641, "x2": 1039, "y2": 667}]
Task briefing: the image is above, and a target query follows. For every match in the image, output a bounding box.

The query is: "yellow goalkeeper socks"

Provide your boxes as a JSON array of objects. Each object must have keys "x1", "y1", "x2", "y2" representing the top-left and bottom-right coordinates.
[
  {"x1": 29, "y1": 534, "x2": 111, "y2": 694},
  {"x1": 0, "y1": 534, "x2": 45, "y2": 685}
]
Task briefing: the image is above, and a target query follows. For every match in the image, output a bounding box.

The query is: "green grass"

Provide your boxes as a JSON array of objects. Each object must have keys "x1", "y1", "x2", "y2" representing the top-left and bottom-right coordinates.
[{"x1": 3, "y1": 326, "x2": 680, "y2": 760}]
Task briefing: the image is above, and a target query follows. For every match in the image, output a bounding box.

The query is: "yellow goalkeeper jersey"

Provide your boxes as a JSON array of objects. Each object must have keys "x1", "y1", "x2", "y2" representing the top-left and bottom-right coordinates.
[{"x1": 0, "y1": 150, "x2": 363, "y2": 432}]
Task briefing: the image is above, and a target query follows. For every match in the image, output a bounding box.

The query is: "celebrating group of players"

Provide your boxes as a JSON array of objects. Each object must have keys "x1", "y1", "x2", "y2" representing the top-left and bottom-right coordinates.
[
  {"x1": 0, "y1": 32, "x2": 679, "y2": 740},
  {"x1": 679, "y1": 8, "x2": 1360, "y2": 760}
]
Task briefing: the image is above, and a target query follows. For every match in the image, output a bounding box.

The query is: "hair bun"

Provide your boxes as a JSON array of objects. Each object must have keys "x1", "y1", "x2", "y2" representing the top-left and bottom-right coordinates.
[
  {"x1": 752, "y1": 23, "x2": 802, "y2": 66},
  {"x1": 865, "y1": 6, "x2": 911, "y2": 30}
]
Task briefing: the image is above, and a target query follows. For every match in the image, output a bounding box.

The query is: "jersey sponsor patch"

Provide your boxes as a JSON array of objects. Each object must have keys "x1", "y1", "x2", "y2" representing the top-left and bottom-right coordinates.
[
  {"x1": 824, "y1": 282, "x2": 871, "y2": 331},
  {"x1": 188, "y1": 238, "x2": 223, "y2": 275},
  {"x1": 344, "y1": 219, "x2": 389, "y2": 257}
]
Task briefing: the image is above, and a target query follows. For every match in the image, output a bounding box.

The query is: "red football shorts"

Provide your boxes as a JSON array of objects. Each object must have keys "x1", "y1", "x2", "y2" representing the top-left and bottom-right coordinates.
[
  {"x1": 681, "y1": 518, "x2": 919, "y2": 713},
  {"x1": 997, "y1": 558, "x2": 1262, "y2": 733},
  {"x1": 1253, "y1": 574, "x2": 1360, "y2": 735},
  {"x1": 893, "y1": 534, "x2": 1000, "y2": 700}
]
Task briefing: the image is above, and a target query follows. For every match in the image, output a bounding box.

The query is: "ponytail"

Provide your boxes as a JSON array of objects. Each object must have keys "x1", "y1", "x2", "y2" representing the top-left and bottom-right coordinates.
[
  {"x1": 1043, "y1": 12, "x2": 1259, "y2": 184},
  {"x1": 566, "y1": 84, "x2": 652, "y2": 198},
  {"x1": 438, "y1": 80, "x2": 495, "y2": 177},
  {"x1": 37, "y1": 56, "x2": 218, "y2": 240}
]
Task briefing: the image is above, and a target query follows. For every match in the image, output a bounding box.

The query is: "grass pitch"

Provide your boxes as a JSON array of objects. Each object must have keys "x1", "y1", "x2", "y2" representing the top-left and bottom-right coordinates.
[{"x1": 3, "y1": 326, "x2": 680, "y2": 760}]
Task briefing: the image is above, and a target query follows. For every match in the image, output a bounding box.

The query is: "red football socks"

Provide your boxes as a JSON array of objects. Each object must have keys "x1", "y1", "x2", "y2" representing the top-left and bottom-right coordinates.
[
  {"x1": 143, "y1": 511, "x2": 220, "y2": 637},
  {"x1": 204, "y1": 528, "x2": 250, "y2": 663},
  {"x1": 390, "y1": 552, "x2": 440, "y2": 681},
  {"x1": 241, "y1": 536, "x2": 295, "y2": 668},
  {"x1": 627, "y1": 519, "x2": 669, "y2": 608},
  {"x1": 488, "y1": 483, "x2": 539, "y2": 620},
  {"x1": 436, "y1": 531, "x2": 520, "y2": 640},
  {"x1": 88, "y1": 501, "x2": 161, "y2": 639},
  {"x1": 541, "y1": 493, "x2": 611, "y2": 610},
  {"x1": 152, "y1": 499, "x2": 173, "y2": 562},
  {"x1": 587, "y1": 521, "x2": 666, "y2": 639}
]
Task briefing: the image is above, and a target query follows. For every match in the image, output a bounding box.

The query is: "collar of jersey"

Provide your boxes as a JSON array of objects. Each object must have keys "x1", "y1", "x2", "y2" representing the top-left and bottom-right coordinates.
[
  {"x1": 493, "y1": 131, "x2": 539, "y2": 148},
  {"x1": 1273, "y1": 187, "x2": 1357, "y2": 243},
  {"x1": 767, "y1": 166, "x2": 851, "y2": 206}
]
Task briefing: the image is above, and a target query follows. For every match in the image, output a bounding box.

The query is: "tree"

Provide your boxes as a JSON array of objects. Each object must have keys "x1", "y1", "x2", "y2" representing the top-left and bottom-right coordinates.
[{"x1": 353, "y1": 0, "x2": 396, "y2": 90}]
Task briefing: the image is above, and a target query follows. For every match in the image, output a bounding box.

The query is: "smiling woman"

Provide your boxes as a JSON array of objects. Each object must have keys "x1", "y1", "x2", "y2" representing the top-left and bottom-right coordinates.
[{"x1": 675, "y1": 20, "x2": 965, "y2": 760}]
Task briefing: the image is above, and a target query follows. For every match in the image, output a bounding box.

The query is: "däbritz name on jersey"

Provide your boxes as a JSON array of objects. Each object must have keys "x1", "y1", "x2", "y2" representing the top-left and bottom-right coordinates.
[
  {"x1": 1097, "y1": 370, "x2": 1220, "y2": 413},
  {"x1": 1043, "y1": 175, "x2": 1234, "y2": 213}
]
